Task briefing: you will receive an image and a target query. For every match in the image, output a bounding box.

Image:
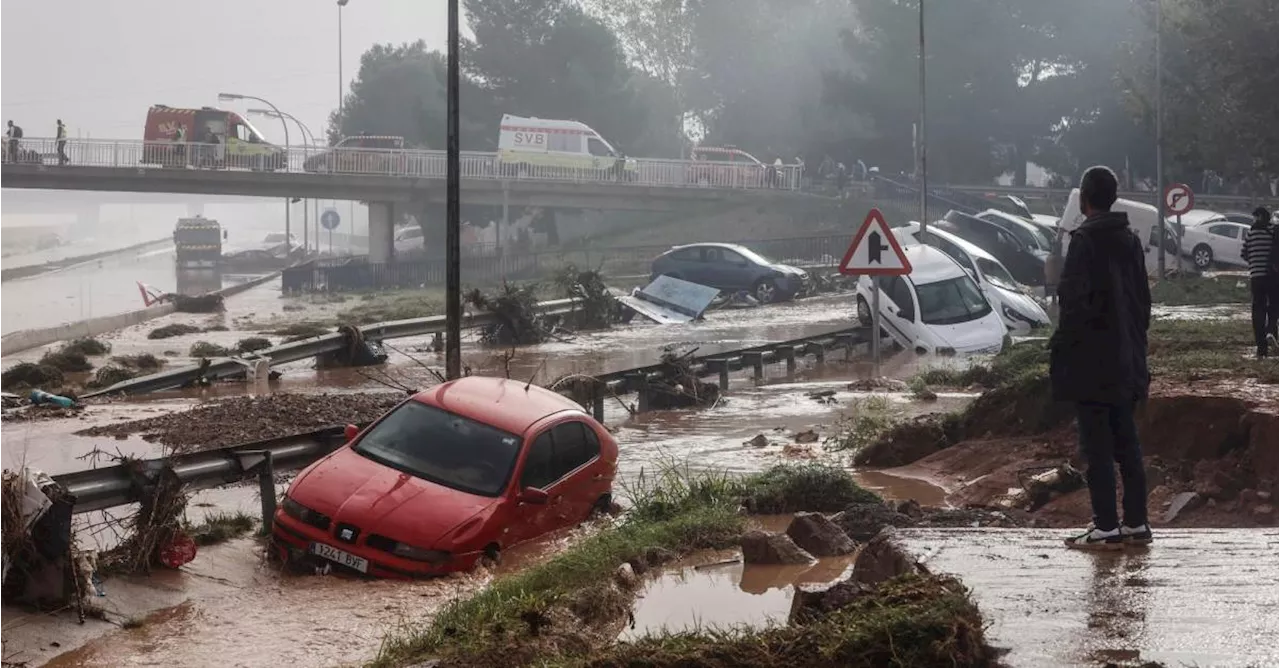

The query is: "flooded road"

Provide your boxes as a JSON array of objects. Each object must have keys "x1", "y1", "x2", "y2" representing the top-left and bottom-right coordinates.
[{"x1": 899, "y1": 527, "x2": 1279, "y2": 668}]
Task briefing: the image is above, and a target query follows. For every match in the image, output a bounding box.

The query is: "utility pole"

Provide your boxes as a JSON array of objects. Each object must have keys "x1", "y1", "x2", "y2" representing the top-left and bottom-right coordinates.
[
  {"x1": 445, "y1": 0, "x2": 462, "y2": 380},
  {"x1": 917, "y1": 0, "x2": 929, "y2": 236},
  {"x1": 338, "y1": 0, "x2": 349, "y2": 118},
  {"x1": 1154, "y1": 0, "x2": 1166, "y2": 278}
]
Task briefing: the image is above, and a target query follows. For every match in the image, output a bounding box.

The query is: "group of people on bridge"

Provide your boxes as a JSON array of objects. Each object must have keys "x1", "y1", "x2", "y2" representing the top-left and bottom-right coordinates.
[{"x1": 5, "y1": 119, "x2": 69, "y2": 166}]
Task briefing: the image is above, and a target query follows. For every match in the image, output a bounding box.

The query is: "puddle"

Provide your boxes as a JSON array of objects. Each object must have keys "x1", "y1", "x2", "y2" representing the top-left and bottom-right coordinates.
[{"x1": 623, "y1": 545, "x2": 855, "y2": 641}]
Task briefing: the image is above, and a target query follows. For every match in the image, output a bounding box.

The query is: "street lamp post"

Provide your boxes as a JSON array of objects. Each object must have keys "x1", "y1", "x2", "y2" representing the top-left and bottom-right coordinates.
[
  {"x1": 1154, "y1": 0, "x2": 1166, "y2": 278},
  {"x1": 445, "y1": 0, "x2": 462, "y2": 379},
  {"x1": 251, "y1": 108, "x2": 317, "y2": 256},
  {"x1": 338, "y1": 0, "x2": 350, "y2": 117},
  {"x1": 219, "y1": 92, "x2": 293, "y2": 256},
  {"x1": 917, "y1": 0, "x2": 929, "y2": 237}
]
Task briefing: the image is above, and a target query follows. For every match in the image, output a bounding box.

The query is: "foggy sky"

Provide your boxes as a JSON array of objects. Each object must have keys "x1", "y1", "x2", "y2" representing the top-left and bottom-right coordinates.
[{"x1": 1, "y1": 0, "x2": 453, "y2": 144}]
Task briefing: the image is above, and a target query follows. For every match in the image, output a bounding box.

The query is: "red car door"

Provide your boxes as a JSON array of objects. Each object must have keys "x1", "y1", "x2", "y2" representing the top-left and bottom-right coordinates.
[
  {"x1": 508, "y1": 430, "x2": 556, "y2": 545},
  {"x1": 545, "y1": 421, "x2": 604, "y2": 527}
]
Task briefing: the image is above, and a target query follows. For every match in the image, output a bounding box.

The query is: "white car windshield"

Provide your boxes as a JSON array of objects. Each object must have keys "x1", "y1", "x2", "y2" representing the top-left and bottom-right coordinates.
[
  {"x1": 915, "y1": 275, "x2": 993, "y2": 325},
  {"x1": 975, "y1": 258, "x2": 1020, "y2": 291}
]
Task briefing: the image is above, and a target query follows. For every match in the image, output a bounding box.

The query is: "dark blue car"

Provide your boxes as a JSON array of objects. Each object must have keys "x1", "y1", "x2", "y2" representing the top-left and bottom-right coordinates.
[{"x1": 649, "y1": 242, "x2": 810, "y2": 304}]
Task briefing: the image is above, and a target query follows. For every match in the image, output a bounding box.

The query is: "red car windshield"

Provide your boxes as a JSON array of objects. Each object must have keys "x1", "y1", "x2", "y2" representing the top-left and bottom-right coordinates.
[{"x1": 352, "y1": 402, "x2": 522, "y2": 497}]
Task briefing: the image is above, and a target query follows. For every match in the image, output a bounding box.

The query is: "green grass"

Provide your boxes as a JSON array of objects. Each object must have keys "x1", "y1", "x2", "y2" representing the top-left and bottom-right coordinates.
[
  {"x1": 1150, "y1": 275, "x2": 1250, "y2": 305},
  {"x1": 822, "y1": 396, "x2": 900, "y2": 454},
  {"x1": 186, "y1": 511, "x2": 256, "y2": 546},
  {"x1": 336, "y1": 291, "x2": 446, "y2": 325},
  {"x1": 555, "y1": 574, "x2": 993, "y2": 668},
  {"x1": 188, "y1": 341, "x2": 232, "y2": 358},
  {"x1": 62, "y1": 337, "x2": 111, "y2": 356},
  {"x1": 370, "y1": 463, "x2": 881, "y2": 668}
]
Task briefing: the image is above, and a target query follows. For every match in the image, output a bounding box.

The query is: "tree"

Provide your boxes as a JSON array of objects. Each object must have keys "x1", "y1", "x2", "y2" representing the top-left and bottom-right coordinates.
[{"x1": 327, "y1": 41, "x2": 494, "y2": 150}]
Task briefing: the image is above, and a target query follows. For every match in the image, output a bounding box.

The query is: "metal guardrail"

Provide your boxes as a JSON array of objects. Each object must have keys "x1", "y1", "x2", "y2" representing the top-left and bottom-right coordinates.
[
  {"x1": 2, "y1": 137, "x2": 804, "y2": 192},
  {"x1": 80, "y1": 298, "x2": 582, "y2": 397},
  {"x1": 944, "y1": 184, "x2": 1277, "y2": 212},
  {"x1": 56, "y1": 325, "x2": 869, "y2": 514}
]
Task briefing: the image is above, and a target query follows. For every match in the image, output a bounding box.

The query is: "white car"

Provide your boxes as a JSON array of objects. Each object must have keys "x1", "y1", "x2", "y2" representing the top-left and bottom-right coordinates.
[
  {"x1": 394, "y1": 226, "x2": 425, "y2": 254},
  {"x1": 1057, "y1": 188, "x2": 1178, "y2": 278},
  {"x1": 854, "y1": 245, "x2": 1007, "y2": 356},
  {"x1": 260, "y1": 232, "x2": 300, "y2": 258},
  {"x1": 1179, "y1": 220, "x2": 1251, "y2": 270},
  {"x1": 893, "y1": 222, "x2": 1050, "y2": 333}
]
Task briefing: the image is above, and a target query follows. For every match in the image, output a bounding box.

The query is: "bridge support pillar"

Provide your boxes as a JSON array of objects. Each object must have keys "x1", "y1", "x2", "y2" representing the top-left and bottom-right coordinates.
[
  {"x1": 369, "y1": 201, "x2": 396, "y2": 264},
  {"x1": 743, "y1": 352, "x2": 764, "y2": 381},
  {"x1": 783, "y1": 348, "x2": 797, "y2": 377},
  {"x1": 707, "y1": 359, "x2": 730, "y2": 392}
]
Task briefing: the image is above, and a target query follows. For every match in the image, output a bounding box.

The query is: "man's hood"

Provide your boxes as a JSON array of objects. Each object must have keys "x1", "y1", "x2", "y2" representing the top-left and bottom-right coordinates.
[{"x1": 1077, "y1": 211, "x2": 1131, "y2": 232}]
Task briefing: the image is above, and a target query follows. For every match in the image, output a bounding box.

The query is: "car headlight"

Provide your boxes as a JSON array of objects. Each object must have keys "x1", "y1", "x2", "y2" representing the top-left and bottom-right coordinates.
[
  {"x1": 282, "y1": 496, "x2": 331, "y2": 530},
  {"x1": 391, "y1": 543, "x2": 451, "y2": 564}
]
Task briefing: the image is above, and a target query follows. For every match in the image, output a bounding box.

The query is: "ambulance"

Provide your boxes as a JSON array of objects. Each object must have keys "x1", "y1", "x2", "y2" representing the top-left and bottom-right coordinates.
[
  {"x1": 143, "y1": 105, "x2": 286, "y2": 171},
  {"x1": 495, "y1": 114, "x2": 635, "y2": 178}
]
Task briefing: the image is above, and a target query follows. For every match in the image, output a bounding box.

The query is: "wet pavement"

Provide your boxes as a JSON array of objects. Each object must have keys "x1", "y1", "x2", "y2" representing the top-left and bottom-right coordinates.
[{"x1": 898, "y1": 527, "x2": 1279, "y2": 668}]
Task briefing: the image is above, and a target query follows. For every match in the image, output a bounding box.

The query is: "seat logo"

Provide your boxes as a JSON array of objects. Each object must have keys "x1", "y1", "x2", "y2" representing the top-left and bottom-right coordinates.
[{"x1": 339, "y1": 528, "x2": 354, "y2": 541}]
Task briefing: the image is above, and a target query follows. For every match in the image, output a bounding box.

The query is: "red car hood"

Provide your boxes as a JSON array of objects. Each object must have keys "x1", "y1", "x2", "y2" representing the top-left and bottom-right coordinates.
[{"x1": 290, "y1": 447, "x2": 498, "y2": 547}]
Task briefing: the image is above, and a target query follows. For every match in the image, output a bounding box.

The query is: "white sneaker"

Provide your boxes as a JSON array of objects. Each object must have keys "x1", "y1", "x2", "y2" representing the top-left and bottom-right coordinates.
[
  {"x1": 1063, "y1": 527, "x2": 1123, "y2": 550},
  {"x1": 1120, "y1": 524, "x2": 1153, "y2": 545}
]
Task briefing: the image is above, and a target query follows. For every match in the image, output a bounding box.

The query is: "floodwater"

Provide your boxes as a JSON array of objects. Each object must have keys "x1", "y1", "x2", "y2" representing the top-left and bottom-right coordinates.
[
  {"x1": 898, "y1": 527, "x2": 1280, "y2": 668},
  {"x1": 623, "y1": 545, "x2": 855, "y2": 641}
]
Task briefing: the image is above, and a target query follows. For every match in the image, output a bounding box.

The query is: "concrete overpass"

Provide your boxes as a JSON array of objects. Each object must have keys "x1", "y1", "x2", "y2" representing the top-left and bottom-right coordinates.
[{"x1": 1, "y1": 137, "x2": 815, "y2": 261}]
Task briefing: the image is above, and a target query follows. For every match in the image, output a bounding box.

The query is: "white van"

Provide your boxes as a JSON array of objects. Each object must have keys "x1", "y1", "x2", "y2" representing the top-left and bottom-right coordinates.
[
  {"x1": 854, "y1": 245, "x2": 1008, "y2": 356},
  {"x1": 1056, "y1": 188, "x2": 1179, "y2": 278},
  {"x1": 496, "y1": 114, "x2": 635, "y2": 176},
  {"x1": 893, "y1": 222, "x2": 1050, "y2": 333}
]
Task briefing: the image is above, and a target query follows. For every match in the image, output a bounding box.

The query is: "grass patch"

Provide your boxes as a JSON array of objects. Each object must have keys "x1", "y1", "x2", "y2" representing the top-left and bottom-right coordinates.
[
  {"x1": 147, "y1": 323, "x2": 202, "y2": 340},
  {"x1": 1148, "y1": 318, "x2": 1276, "y2": 382},
  {"x1": 38, "y1": 348, "x2": 93, "y2": 373},
  {"x1": 337, "y1": 292, "x2": 444, "y2": 325},
  {"x1": 62, "y1": 337, "x2": 111, "y2": 356},
  {"x1": 111, "y1": 353, "x2": 165, "y2": 372},
  {"x1": 186, "y1": 511, "x2": 256, "y2": 546},
  {"x1": 1, "y1": 363, "x2": 64, "y2": 391},
  {"x1": 1151, "y1": 275, "x2": 1250, "y2": 305},
  {"x1": 566, "y1": 573, "x2": 993, "y2": 668},
  {"x1": 188, "y1": 341, "x2": 232, "y2": 358},
  {"x1": 235, "y1": 336, "x2": 273, "y2": 354},
  {"x1": 739, "y1": 464, "x2": 881, "y2": 513},
  {"x1": 822, "y1": 396, "x2": 900, "y2": 453},
  {"x1": 86, "y1": 365, "x2": 139, "y2": 389}
]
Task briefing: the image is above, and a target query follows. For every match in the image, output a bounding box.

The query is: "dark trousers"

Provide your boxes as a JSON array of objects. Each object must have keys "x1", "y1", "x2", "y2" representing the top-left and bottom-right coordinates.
[
  {"x1": 56, "y1": 139, "x2": 68, "y2": 165},
  {"x1": 1076, "y1": 401, "x2": 1147, "y2": 531},
  {"x1": 1250, "y1": 275, "x2": 1278, "y2": 355}
]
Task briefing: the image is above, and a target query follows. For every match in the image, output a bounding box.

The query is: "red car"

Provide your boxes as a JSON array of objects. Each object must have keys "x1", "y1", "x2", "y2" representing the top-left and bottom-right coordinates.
[{"x1": 272, "y1": 376, "x2": 618, "y2": 578}]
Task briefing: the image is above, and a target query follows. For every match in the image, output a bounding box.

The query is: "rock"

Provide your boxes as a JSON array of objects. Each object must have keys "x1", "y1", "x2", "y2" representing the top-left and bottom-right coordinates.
[
  {"x1": 745, "y1": 433, "x2": 770, "y2": 448},
  {"x1": 788, "y1": 580, "x2": 875, "y2": 624},
  {"x1": 785, "y1": 512, "x2": 857, "y2": 557},
  {"x1": 614, "y1": 562, "x2": 639, "y2": 589},
  {"x1": 781, "y1": 444, "x2": 818, "y2": 459},
  {"x1": 794, "y1": 429, "x2": 819, "y2": 444},
  {"x1": 1258, "y1": 490, "x2": 1273, "y2": 502},
  {"x1": 850, "y1": 527, "x2": 922, "y2": 586},
  {"x1": 1252, "y1": 504, "x2": 1275, "y2": 524},
  {"x1": 1160, "y1": 492, "x2": 1203, "y2": 524},
  {"x1": 1193, "y1": 481, "x2": 1224, "y2": 501},
  {"x1": 833, "y1": 502, "x2": 917, "y2": 542},
  {"x1": 739, "y1": 530, "x2": 815, "y2": 565},
  {"x1": 895, "y1": 499, "x2": 924, "y2": 519}
]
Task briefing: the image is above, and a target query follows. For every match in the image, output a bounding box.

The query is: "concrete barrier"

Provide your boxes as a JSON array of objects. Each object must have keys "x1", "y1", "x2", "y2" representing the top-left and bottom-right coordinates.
[{"x1": 0, "y1": 272, "x2": 280, "y2": 356}]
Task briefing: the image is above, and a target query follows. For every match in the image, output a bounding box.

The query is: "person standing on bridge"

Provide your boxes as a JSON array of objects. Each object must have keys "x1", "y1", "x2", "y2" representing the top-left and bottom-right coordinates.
[
  {"x1": 1241, "y1": 206, "x2": 1278, "y2": 357},
  {"x1": 55, "y1": 119, "x2": 68, "y2": 165},
  {"x1": 5, "y1": 120, "x2": 22, "y2": 163},
  {"x1": 1052, "y1": 165, "x2": 1152, "y2": 550}
]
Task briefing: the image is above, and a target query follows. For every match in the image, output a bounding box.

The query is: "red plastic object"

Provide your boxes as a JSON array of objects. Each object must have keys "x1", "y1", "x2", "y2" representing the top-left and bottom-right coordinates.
[{"x1": 158, "y1": 532, "x2": 198, "y2": 569}]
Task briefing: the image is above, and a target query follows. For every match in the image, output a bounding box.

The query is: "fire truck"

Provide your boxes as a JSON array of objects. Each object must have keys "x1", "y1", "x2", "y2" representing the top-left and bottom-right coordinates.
[{"x1": 143, "y1": 105, "x2": 286, "y2": 171}]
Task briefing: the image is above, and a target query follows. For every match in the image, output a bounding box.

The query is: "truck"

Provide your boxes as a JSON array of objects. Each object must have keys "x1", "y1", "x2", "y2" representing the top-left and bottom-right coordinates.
[
  {"x1": 143, "y1": 105, "x2": 286, "y2": 171},
  {"x1": 174, "y1": 216, "x2": 223, "y2": 270}
]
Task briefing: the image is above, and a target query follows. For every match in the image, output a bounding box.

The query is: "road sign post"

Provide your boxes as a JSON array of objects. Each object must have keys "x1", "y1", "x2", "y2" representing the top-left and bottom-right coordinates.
[
  {"x1": 1165, "y1": 184, "x2": 1193, "y2": 276},
  {"x1": 320, "y1": 208, "x2": 341, "y2": 256},
  {"x1": 839, "y1": 208, "x2": 914, "y2": 373}
]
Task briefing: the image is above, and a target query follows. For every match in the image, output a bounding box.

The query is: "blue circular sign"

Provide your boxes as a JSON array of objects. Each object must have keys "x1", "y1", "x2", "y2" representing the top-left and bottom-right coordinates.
[{"x1": 320, "y1": 209, "x2": 341, "y2": 231}]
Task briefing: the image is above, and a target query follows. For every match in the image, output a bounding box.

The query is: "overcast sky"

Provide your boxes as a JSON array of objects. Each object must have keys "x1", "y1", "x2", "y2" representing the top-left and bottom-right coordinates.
[{"x1": 2, "y1": 0, "x2": 453, "y2": 144}]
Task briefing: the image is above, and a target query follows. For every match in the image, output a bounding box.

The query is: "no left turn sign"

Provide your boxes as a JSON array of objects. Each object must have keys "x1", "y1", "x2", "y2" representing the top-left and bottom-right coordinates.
[{"x1": 1165, "y1": 183, "x2": 1194, "y2": 216}]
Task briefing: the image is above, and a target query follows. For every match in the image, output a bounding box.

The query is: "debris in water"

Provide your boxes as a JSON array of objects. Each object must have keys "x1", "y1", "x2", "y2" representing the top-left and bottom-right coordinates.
[
  {"x1": 555, "y1": 264, "x2": 619, "y2": 330},
  {"x1": 745, "y1": 434, "x2": 770, "y2": 448},
  {"x1": 794, "y1": 429, "x2": 819, "y2": 443},
  {"x1": 466, "y1": 283, "x2": 547, "y2": 345},
  {"x1": 782, "y1": 444, "x2": 818, "y2": 459},
  {"x1": 147, "y1": 323, "x2": 202, "y2": 340},
  {"x1": 87, "y1": 365, "x2": 140, "y2": 389},
  {"x1": 172, "y1": 293, "x2": 225, "y2": 313},
  {"x1": 846, "y1": 377, "x2": 909, "y2": 392},
  {"x1": 647, "y1": 347, "x2": 722, "y2": 409},
  {"x1": 807, "y1": 390, "x2": 838, "y2": 404}
]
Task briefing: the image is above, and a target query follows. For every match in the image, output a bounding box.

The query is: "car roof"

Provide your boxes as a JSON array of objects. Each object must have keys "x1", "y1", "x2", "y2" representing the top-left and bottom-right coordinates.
[
  {"x1": 500, "y1": 114, "x2": 598, "y2": 135},
  {"x1": 667, "y1": 242, "x2": 753, "y2": 255},
  {"x1": 902, "y1": 245, "x2": 966, "y2": 284},
  {"x1": 412, "y1": 376, "x2": 587, "y2": 436},
  {"x1": 976, "y1": 209, "x2": 1045, "y2": 234},
  {"x1": 899, "y1": 221, "x2": 1002, "y2": 265}
]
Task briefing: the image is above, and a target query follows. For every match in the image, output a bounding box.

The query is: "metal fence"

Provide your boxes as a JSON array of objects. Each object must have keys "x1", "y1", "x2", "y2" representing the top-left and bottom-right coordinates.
[
  {"x1": 282, "y1": 234, "x2": 852, "y2": 293},
  {"x1": 2, "y1": 137, "x2": 803, "y2": 192}
]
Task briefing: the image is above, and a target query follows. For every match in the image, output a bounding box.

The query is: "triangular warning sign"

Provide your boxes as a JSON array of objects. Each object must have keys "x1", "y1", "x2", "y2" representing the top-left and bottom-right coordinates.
[{"x1": 838, "y1": 208, "x2": 913, "y2": 276}]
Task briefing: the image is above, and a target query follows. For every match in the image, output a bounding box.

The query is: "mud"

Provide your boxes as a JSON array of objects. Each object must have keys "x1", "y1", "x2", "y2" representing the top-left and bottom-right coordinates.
[
  {"x1": 897, "y1": 527, "x2": 1279, "y2": 668},
  {"x1": 73, "y1": 392, "x2": 404, "y2": 451}
]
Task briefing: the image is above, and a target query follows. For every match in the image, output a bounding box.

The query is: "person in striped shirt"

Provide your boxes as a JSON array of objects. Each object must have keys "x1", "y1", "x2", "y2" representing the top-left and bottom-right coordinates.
[{"x1": 1242, "y1": 206, "x2": 1278, "y2": 357}]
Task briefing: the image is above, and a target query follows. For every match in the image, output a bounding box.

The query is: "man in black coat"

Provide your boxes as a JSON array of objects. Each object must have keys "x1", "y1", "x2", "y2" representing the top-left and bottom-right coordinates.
[{"x1": 1051, "y1": 165, "x2": 1152, "y2": 550}]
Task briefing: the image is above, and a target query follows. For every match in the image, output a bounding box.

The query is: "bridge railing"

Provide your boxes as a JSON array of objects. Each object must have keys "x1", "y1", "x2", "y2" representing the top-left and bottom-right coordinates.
[{"x1": 3, "y1": 137, "x2": 804, "y2": 192}]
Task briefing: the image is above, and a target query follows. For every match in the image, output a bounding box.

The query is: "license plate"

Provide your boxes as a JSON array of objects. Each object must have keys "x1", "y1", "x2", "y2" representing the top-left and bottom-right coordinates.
[{"x1": 309, "y1": 542, "x2": 369, "y2": 573}]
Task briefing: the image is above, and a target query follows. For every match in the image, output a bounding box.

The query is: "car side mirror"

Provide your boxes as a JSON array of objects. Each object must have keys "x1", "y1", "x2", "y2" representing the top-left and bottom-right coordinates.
[
  {"x1": 343, "y1": 424, "x2": 359, "y2": 441},
  {"x1": 518, "y1": 487, "x2": 549, "y2": 505}
]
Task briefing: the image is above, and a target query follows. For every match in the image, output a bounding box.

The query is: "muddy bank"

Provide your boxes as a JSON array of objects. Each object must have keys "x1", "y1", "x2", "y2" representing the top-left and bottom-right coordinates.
[{"x1": 74, "y1": 392, "x2": 403, "y2": 451}]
